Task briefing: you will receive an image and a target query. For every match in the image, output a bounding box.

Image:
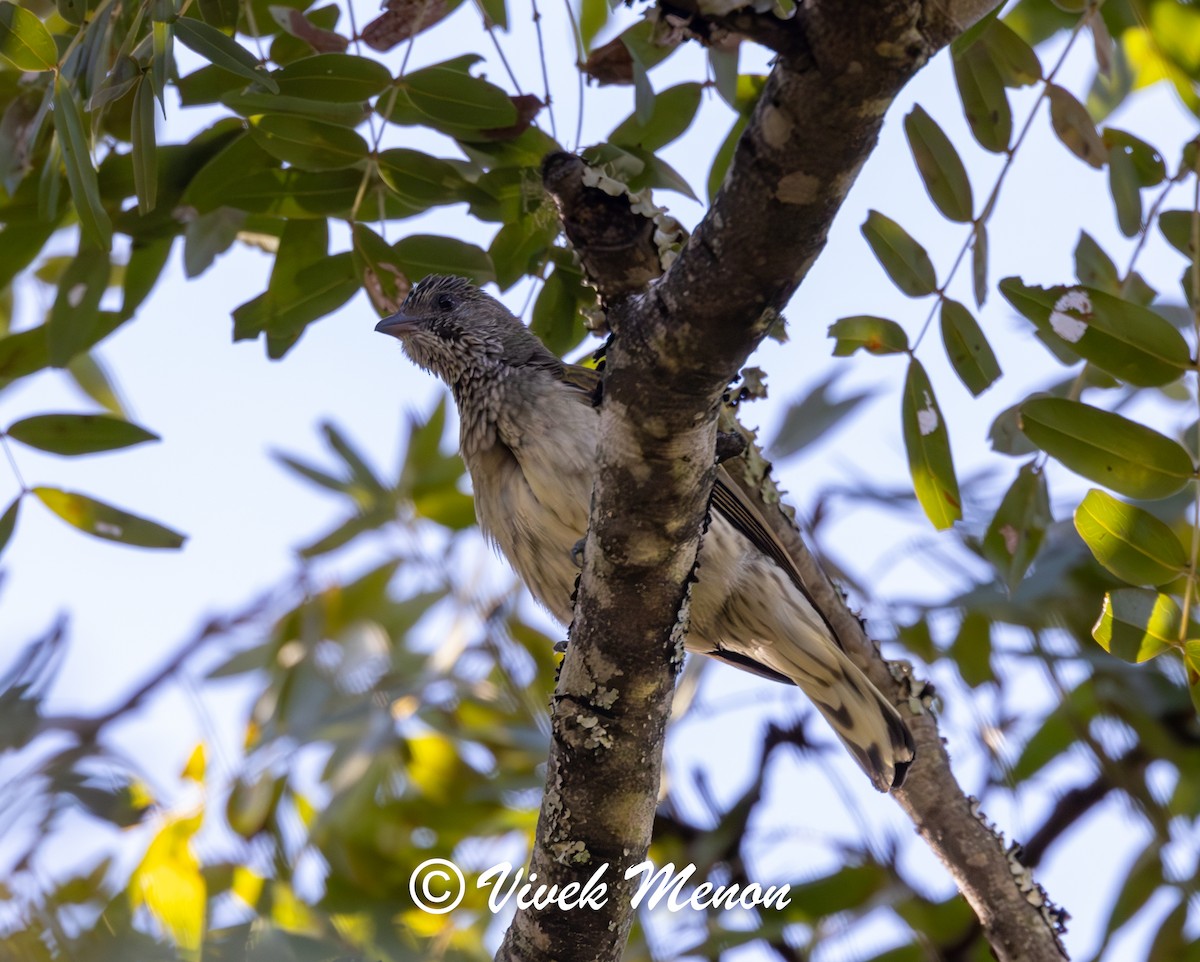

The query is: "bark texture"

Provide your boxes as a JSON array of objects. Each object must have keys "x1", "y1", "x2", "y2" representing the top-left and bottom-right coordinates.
[{"x1": 500, "y1": 2, "x2": 1069, "y2": 961}]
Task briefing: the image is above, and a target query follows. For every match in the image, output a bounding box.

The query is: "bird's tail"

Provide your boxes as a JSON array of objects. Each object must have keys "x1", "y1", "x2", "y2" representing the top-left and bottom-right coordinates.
[{"x1": 761, "y1": 640, "x2": 916, "y2": 793}]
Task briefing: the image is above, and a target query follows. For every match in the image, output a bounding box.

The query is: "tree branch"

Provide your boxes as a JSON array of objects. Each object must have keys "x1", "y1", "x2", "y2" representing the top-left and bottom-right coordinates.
[{"x1": 502, "y1": 2, "x2": 1073, "y2": 961}]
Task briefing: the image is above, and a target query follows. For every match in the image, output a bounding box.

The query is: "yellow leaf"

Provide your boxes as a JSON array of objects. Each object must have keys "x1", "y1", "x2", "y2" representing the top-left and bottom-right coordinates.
[
  {"x1": 130, "y1": 813, "x2": 205, "y2": 956},
  {"x1": 270, "y1": 881, "x2": 318, "y2": 934},
  {"x1": 231, "y1": 866, "x2": 264, "y2": 909},
  {"x1": 181, "y1": 743, "x2": 206, "y2": 782}
]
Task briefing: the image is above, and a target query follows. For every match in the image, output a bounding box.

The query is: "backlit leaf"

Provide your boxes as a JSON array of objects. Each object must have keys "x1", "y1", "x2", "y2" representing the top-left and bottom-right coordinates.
[
  {"x1": 902, "y1": 358, "x2": 960, "y2": 530},
  {"x1": 0, "y1": 2, "x2": 57, "y2": 71},
  {"x1": 1018, "y1": 397, "x2": 1193, "y2": 500},
  {"x1": 376, "y1": 148, "x2": 465, "y2": 208},
  {"x1": 34, "y1": 487, "x2": 186, "y2": 548},
  {"x1": 249, "y1": 114, "x2": 368, "y2": 170},
  {"x1": 999, "y1": 278, "x2": 1190, "y2": 386},
  {"x1": 129, "y1": 814, "x2": 206, "y2": 951},
  {"x1": 1092, "y1": 589, "x2": 1179, "y2": 662},
  {"x1": 1075, "y1": 489, "x2": 1187, "y2": 587},
  {"x1": 828, "y1": 316, "x2": 909, "y2": 356}
]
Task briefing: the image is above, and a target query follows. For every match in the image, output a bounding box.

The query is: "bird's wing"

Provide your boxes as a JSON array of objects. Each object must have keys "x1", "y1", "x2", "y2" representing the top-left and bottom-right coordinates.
[
  {"x1": 557, "y1": 360, "x2": 843, "y2": 654},
  {"x1": 710, "y1": 471, "x2": 844, "y2": 651}
]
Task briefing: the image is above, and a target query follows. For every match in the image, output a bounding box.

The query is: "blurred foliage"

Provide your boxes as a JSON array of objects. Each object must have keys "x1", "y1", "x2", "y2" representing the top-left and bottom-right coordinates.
[{"x1": 1, "y1": 0, "x2": 1200, "y2": 960}]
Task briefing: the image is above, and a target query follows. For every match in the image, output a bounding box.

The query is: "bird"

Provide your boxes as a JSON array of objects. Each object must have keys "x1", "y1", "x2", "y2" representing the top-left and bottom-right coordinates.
[{"x1": 376, "y1": 274, "x2": 915, "y2": 792}]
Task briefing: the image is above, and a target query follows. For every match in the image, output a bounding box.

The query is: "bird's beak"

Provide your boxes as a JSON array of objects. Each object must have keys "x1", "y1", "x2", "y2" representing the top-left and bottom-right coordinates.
[{"x1": 375, "y1": 311, "x2": 419, "y2": 338}]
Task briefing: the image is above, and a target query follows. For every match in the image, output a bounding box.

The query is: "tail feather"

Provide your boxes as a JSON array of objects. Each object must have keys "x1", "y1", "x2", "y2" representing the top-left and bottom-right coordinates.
[{"x1": 757, "y1": 642, "x2": 916, "y2": 793}]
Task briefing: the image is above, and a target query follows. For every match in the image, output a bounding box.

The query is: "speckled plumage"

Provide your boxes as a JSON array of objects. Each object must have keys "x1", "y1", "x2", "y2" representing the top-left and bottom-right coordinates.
[{"x1": 377, "y1": 275, "x2": 915, "y2": 792}]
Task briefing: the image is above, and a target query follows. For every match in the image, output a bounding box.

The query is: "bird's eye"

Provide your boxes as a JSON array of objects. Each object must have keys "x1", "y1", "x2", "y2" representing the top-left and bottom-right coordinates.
[{"x1": 437, "y1": 293, "x2": 456, "y2": 311}]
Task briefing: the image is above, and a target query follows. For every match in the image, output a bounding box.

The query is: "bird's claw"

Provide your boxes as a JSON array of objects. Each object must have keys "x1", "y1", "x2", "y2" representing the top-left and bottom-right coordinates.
[{"x1": 571, "y1": 537, "x2": 587, "y2": 569}]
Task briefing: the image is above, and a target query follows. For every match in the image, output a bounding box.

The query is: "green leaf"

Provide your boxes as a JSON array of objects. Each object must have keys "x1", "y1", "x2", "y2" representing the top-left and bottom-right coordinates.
[
  {"x1": 861, "y1": 211, "x2": 937, "y2": 297},
  {"x1": 902, "y1": 358, "x2": 961, "y2": 530},
  {"x1": 1159, "y1": 210, "x2": 1197, "y2": 260},
  {"x1": 220, "y1": 89, "x2": 368, "y2": 125},
  {"x1": 401, "y1": 63, "x2": 515, "y2": 129},
  {"x1": 1092, "y1": 589, "x2": 1180, "y2": 663},
  {"x1": 392, "y1": 235, "x2": 495, "y2": 286},
  {"x1": 249, "y1": 114, "x2": 368, "y2": 170},
  {"x1": 1108, "y1": 141, "x2": 1142, "y2": 238},
  {"x1": 34, "y1": 487, "x2": 186, "y2": 548},
  {"x1": 770, "y1": 373, "x2": 875, "y2": 460},
  {"x1": 609, "y1": 82, "x2": 703, "y2": 152},
  {"x1": 940, "y1": 299, "x2": 1000, "y2": 396},
  {"x1": 952, "y1": 610, "x2": 992, "y2": 687},
  {"x1": 0, "y1": 497, "x2": 18, "y2": 561},
  {"x1": 489, "y1": 215, "x2": 557, "y2": 290},
  {"x1": 1102, "y1": 128, "x2": 1166, "y2": 187},
  {"x1": 47, "y1": 243, "x2": 111, "y2": 368},
  {"x1": 828, "y1": 315, "x2": 909, "y2": 356},
  {"x1": 708, "y1": 116, "x2": 746, "y2": 203},
  {"x1": 351, "y1": 223, "x2": 408, "y2": 314},
  {"x1": 981, "y1": 19, "x2": 1041, "y2": 87},
  {"x1": 6, "y1": 413, "x2": 158, "y2": 455},
  {"x1": 131, "y1": 75, "x2": 158, "y2": 215},
  {"x1": 203, "y1": 168, "x2": 363, "y2": 219},
  {"x1": 122, "y1": 236, "x2": 173, "y2": 320},
  {"x1": 1075, "y1": 489, "x2": 1187, "y2": 587},
  {"x1": 971, "y1": 221, "x2": 988, "y2": 307},
  {"x1": 271, "y1": 53, "x2": 391, "y2": 101},
  {"x1": 66, "y1": 353, "x2": 125, "y2": 415},
  {"x1": 232, "y1": 220, "x2": 359, "y2": 355},
  {"x1": 904, "y1": 105, "x2": 974, "y2": 222},
  {"x1": 530, "y1": 268, "x2": 585, "y2": 357},
  {"x1": 184, "y1": 207, "x2": 246, "y2": 278},
  {"x1": 376, "y1": 148, "x2": 465, "y2": 208},
  {"x1": 1047, "y1": 84, "x2": 1107, "y2": 168},
  {"x1": 173, "y1": 17, "x2": 279, "y2": 93},
  {"x1": 0, "y1": 2, "x2": 58, "y2": 71},
  {"x1": 982, "y1": 461, "x2": 1051, "y2": 590},
  {"x1": 53, "y1": 76, "x2": 113, "y2": 251},
  {"x1": 708, "y1": 46, "x2": 738, "y2": 108},
  {"x1": 953, "y1": 42, "x2": 1011, "y2": 153},
  {"x1": 998, "y1": 279, "x2": 1191, "y2": 387},
  {"x1": 1074, "y1": 231, "x2": 1119, "y2": 292},
  {"x1": 1018, "y1": 397, "x2": 1194, "y2": 500}
]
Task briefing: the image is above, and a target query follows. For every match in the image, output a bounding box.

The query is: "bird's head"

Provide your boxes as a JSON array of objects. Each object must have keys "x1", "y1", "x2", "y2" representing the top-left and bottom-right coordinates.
[{"x1": 375, "y1": 275, "x2": 548, "y2": 386}]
